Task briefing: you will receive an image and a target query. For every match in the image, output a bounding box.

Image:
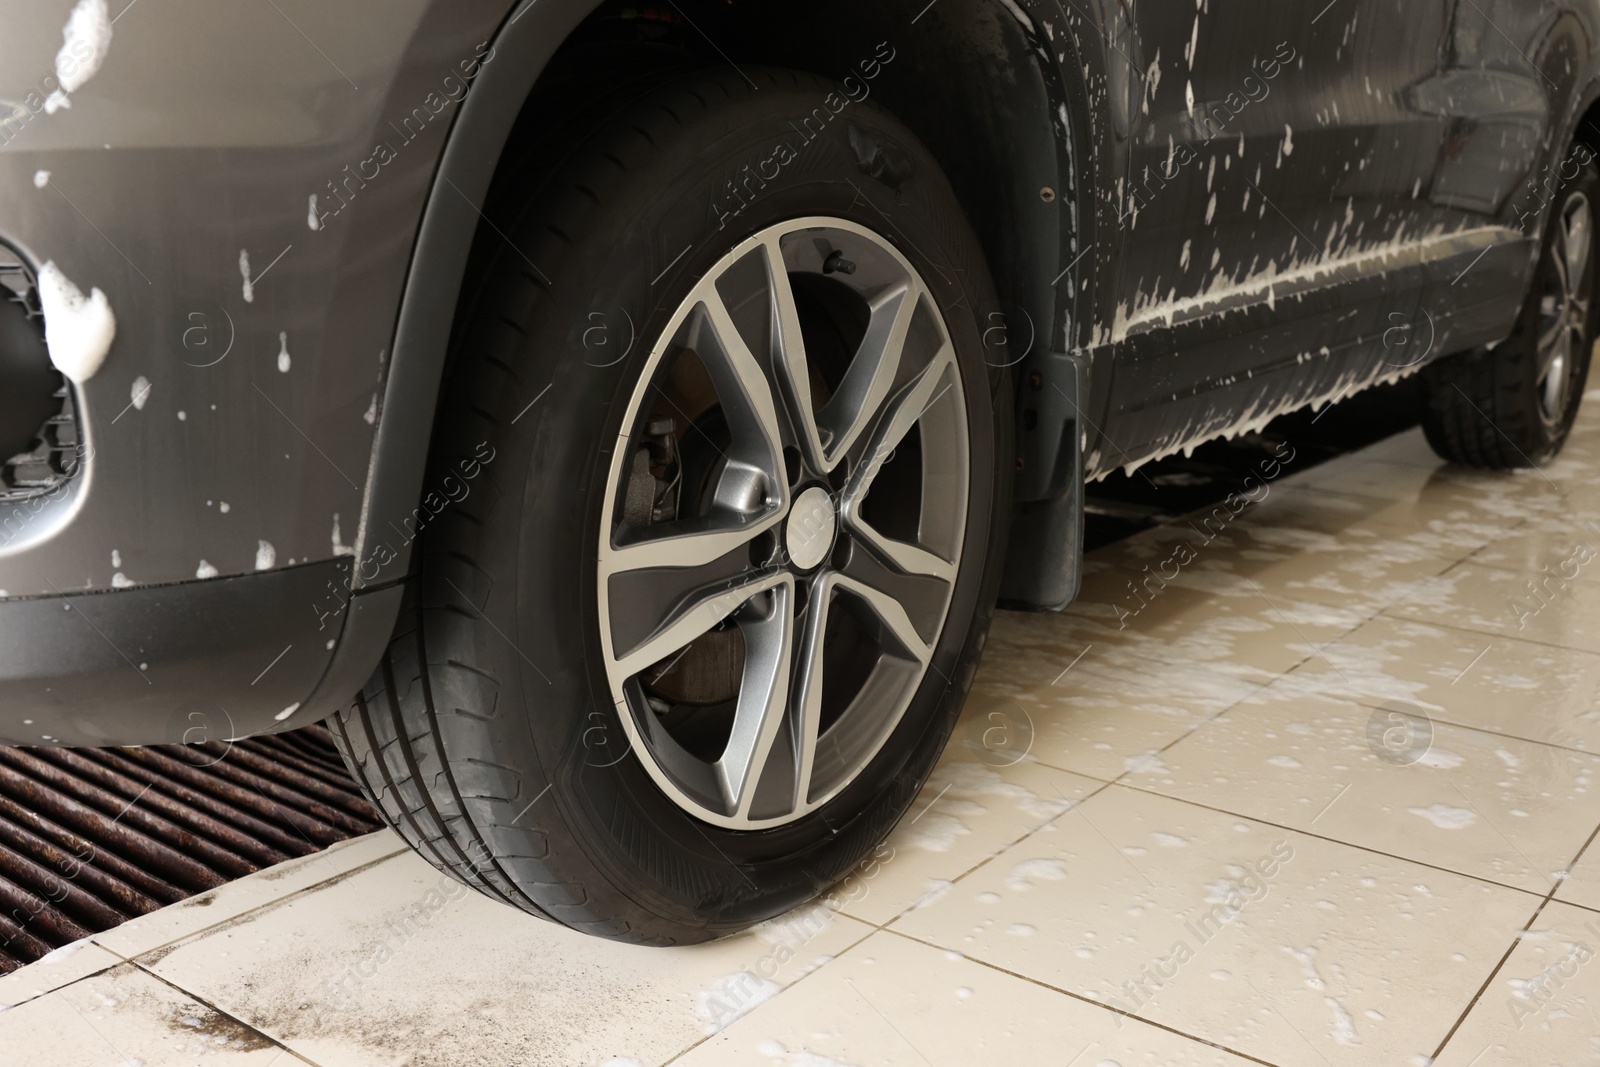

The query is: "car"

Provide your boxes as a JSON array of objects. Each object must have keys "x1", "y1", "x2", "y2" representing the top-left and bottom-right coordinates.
[{"x1": 1, "y1": 0, "x2": 1595, "y2": 944}]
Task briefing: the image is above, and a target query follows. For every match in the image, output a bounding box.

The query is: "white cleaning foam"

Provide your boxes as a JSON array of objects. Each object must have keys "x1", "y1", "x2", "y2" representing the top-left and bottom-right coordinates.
[
  {"x1": 36, "y1": 261, "x2": 115, "y2": 382},
  {"x1": 45, "y1": 0, "x2": 114, "y2": 113}
]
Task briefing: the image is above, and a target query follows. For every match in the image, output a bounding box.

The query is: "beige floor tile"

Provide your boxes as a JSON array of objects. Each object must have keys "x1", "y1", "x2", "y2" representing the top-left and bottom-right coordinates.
[
  {"x1": 1467, "y1": 510, "x2": 1600, "y2": 575},
  {"x1": 1277, "y1": 614, "x2": 1600, "y2": 754},
  {"x1": 1008, "y1": 519, "x2": 1297, "y2": 667},
  {"x1": 972, "y1": 642, "x2": 1261, "y2": 781},
  {"x1": 1076, "y1": 520, "x2": 1259, "y2": 602},
  {"x1": 1386, "y1": 561, "x2": 1600, "y2": 653},
  {"x1": 1224, "y1": 489, "x2": 1521, "y2": 610},
  {"x1": 673, "y1": 928, "x2": 1262, "y2": 1067},
  {"x1": 998, "y1": 566, "x2": 1324, "y2": 684},
  {"x1": 94, "y1": 830, "x2": 406, "y2": 960},
  {"x1": 1432, "y1": 901, "x2": 1600, "y2": 1067},
  {"x1": 140, "y1": 848, "x2": 871, "y2": 1067},
  {"x1": 1280, "y1": 430, "x2": 1570, "y2": 521},
  {"x1": 1555, "y1": 835, "x2": 1600, "y2": 913},
  {"x1": 1278, "y1": 456, "x2": 1453, "y2": 505},
  {"x1": 982, "y1": 605, "x2": 1133, "y2": 690},
  {"x1": 891, "y1": 784, "x2": 1537, "y2": 1067},
  {"x1": 1148, "y1": 689, "x2": 1600, "y2": 892},
  {"x1": 1053, "y1": 559, "x2": 1371, "y2": 682},
  {"x1": 1536, "y1": 436, "x2": 1600, "y2": 495},
  {"x1": 1078, "y1": 485, "x2": 1517, "y2": 619},
  {"x1": 1, "y1": 962, "x2": 293, "y2": 1066},
  {"x1": 0, "y1": 938, "x2": 123, "y2": 1010},
  {"x1": 842, "y1": 743, "x2": 1103, "y2": 926}
]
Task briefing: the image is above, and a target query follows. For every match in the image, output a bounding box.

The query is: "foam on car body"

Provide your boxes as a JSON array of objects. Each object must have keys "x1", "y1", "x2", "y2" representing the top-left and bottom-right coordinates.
[{"x1": 37, "y1": 261, "x2": 116, "y2": 383}]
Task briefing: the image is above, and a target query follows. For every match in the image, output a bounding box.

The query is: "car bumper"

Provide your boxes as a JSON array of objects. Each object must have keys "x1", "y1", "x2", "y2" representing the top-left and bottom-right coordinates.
[{"x1": 0, "y1": 559, "x2": 400, "y2": 745}]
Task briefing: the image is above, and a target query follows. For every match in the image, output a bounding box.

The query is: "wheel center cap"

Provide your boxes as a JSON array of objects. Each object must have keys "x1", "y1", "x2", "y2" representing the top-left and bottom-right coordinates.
[{"x1": 785, "y1": 486, "x2": 837, "y2": 570}]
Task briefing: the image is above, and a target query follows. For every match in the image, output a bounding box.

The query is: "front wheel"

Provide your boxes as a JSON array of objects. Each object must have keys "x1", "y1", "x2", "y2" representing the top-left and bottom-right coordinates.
[{"x1": 332, "y1": 67, "x2": 1010, "y2": 943}]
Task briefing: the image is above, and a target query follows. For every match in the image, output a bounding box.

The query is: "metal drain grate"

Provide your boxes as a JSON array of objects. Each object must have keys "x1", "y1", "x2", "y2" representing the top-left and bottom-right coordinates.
[{"x1": 0, "y1": 723, "x2": 380, "y2": 972}]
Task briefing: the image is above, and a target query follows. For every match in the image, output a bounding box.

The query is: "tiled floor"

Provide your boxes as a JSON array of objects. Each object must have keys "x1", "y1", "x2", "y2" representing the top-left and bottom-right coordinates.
[{"x1": 11, "y1": 406, "x2": 1600, "y2": 1066}]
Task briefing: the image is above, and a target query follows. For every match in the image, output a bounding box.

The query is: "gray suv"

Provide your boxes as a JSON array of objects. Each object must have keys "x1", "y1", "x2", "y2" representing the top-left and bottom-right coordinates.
[{"x1": 1, "y1": 0, "x2": 1596, "y2": 942}]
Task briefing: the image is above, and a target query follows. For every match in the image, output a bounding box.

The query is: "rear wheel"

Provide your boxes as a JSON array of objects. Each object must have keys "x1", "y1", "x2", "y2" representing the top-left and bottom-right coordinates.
[
  {"x1": 332, "y1": 67, "x2": 1010, "y2": 943},
  {"x1": 1420, "y1": 159, "x2": 1598, "y2": 466}
]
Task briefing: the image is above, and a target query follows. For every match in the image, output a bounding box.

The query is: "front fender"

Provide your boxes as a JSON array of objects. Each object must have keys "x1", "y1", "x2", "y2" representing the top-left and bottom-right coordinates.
[{"x1": 0, "y1": 0, "x2": 603, "y2": 741}]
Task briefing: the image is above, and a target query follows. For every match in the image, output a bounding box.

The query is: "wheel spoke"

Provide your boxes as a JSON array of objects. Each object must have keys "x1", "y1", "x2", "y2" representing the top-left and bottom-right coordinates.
[
  {"x1": 1538, "y1": 309, "x2": 1566, "y2": 353},
  {"x1": 609, "y1": 566, "x2": 785, "y2": 680},
  {"x1": 833, "y1": 570, "x2": 934, "y2": 665},
  {"x1": 851, "y1": 522, "x2": 957, "y2": 584},
  {"x1": 605, "y1": 512, "x2": 782, "y2": 576},
  {"x1": 835, "y1": 540, "x2": 951, "y2": 664},
  {"x1": 690, "y1": 283, "x2": 789, "y2": 511},
  {"x1": 1550, "y1": 227, "x2": 1571, "y2": 298},
  {"x1": 789, "y1": 575, "x2": 835, "y2": 811},
  {"x1": 1565, "y1": 199, "x2": 1593, "y2": 297},
  {"x1": 838, "y1": 342, "x2": 960, "y2": 588},
  {"x1": 834, "y1": 339, "x2": 961, "y2": 605},
  {"x1": 815, "y1": 282, "x2": 922, "y2": 470},
  {"x1": 716, "y1": 577, "x2": 796, "y2": 818},
  {"x1": 841, "y1": 342, "x2": 958, "y2": 513},
  {"x1": 1539, "y1": 331, "x2": 1572, "y2": 418},
  {"x1": 762, "y1": 237, "x2": 828, "y2": 470}
]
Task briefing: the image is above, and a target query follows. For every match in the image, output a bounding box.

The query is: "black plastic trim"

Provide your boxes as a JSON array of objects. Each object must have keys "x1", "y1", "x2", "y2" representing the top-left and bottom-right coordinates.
[
  {"x1": 295, "y1": 583, "x2": 405, "y2": 726},
  {"x1": 355, "y1": 0, "x2": 597, "y2": 592},
  {"x1": 0, "y1": 560, "x2": 351, "y2": 747}
]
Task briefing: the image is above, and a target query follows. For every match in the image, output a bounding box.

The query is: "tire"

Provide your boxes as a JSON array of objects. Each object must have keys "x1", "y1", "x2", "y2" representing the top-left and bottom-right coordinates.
[
  {"x1": 331, "y1": 66, "x2": 1012, "y2": 944},
  {"x1": 1420, "y1": 157, "x2": 1599, "y2": 467}
]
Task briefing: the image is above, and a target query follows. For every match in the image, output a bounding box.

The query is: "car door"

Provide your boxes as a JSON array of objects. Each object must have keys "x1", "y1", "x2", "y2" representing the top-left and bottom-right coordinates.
[{"x1": 1102, "y1": 0, "x2": 1452, "y2": 464}]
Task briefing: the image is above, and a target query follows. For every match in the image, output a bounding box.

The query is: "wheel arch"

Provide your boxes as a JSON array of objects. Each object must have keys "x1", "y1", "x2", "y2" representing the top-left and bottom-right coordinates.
[
  {"x1": 338, "y1": 6, "x2": 1116, "y2": 723},
  {"x1": 360, "y1": 0, "x2": 1102, "y2": 585},
  {"x1": 354, "y1": 0, "x2": 599, "y2": 599}
]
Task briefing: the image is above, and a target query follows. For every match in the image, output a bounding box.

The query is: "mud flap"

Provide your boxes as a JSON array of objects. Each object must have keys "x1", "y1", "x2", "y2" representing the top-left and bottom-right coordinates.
[{"x1": 999, "y1": 352, "x2": 1085, "y2": 612}]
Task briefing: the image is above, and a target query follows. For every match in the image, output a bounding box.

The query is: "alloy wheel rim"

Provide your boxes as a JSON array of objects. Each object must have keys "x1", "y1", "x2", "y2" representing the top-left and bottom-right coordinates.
[
  {"x1": 1536, "y1": 193, "x2": 1593, "y2": 427},
  {"x1": 596, "y1": 218, "x2": 969, "y2": 830}
]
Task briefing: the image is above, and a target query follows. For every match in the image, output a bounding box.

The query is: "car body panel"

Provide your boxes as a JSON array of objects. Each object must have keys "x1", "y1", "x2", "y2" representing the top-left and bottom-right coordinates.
[
  {"x1": 0, "y1": 0, "x2": 505, "y2": 599},
  {"x1": 1048, "y1": 0, "x2": 1595, "y2": 477},
  {"x1": 1, "y1": 0, "x2": 1599, "y2": 738}
]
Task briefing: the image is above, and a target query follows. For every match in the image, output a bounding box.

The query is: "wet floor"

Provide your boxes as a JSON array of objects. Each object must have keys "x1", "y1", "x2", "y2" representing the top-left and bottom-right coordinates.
[{"x1": 7, "y1": 393, "x2": 1600, "y2": 1066}]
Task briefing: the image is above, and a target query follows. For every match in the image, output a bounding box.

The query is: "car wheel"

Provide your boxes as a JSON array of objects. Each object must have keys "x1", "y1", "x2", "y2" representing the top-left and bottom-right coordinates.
[
  {"x1": 330, "y1": 66, "x2": 1011, "y2": 943},
  {"x1": 1420, "y1": 156, "x2": 1598, "y2": 467}
]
